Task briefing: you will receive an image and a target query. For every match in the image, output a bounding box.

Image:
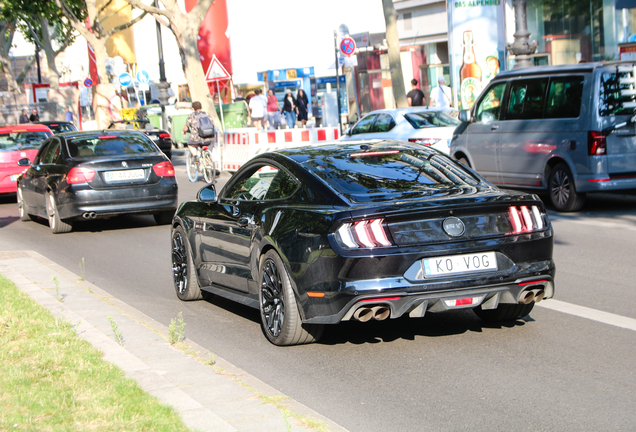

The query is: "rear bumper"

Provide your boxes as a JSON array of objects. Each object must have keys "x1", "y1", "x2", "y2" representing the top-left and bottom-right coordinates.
[
  {"x1": 56, "y1": 181, "x2": 178, "y2": 219},
  {"x1": 576, "y1": 175, "x2": 636, "y2": 193},
  {"x1": 303, "y1": 267, "x2": 555, "y2": 325}
]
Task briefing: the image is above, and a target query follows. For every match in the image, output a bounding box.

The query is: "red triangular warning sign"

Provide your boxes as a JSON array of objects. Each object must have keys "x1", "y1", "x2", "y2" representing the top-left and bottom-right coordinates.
[{"x1": 205, "y1": 55, "x2": 231, "y2": 82}]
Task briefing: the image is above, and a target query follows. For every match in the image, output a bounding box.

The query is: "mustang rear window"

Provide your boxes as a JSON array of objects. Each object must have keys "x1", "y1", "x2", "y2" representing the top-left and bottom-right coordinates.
[
  {"x1": 0, "y1": 132, "x2": 49, "y2": 152},
  {"x1": 66, "y1": 134, "x2": 158, "y2": 157},
  {"x1": 302, "y1": 148, "x2": 481, "y2": 203}
]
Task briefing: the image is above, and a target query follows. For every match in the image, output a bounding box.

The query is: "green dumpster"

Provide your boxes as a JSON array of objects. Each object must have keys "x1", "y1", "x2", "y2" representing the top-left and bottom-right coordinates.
[
  {"x1": 170, "y1": 113, "x2": 191, "y2": 145},
  {"x1": 215, "y1": 102, "x2": 248, "y2": 129}
]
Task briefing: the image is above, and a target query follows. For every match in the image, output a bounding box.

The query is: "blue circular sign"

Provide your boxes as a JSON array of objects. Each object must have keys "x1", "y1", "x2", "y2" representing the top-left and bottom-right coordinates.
[
  {"x1": 136, "y1": 70, "x2": 150, "y2": 84},
  {"x1": 83, "y1": 78, "x2": 93, "y2": 87},
  {"x1": 118, "y1": 73, "x2": 132, "y2": 86},
  {"x1": 340, "y1": 37, "x2": 356, "y2": 56}
]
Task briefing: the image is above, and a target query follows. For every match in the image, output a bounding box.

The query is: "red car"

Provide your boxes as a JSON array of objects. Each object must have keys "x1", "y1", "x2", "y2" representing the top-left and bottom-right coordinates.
[{"x1": 0, "y1": 124, "x2": 52, "y2": 194}]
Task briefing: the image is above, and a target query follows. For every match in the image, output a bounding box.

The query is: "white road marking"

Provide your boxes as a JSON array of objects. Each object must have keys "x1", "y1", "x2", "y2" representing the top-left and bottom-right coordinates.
[
  {"x1": 549, "y1": 215, "x2": 636, "y2": 231},
  {"x1": 537, "y1": 299, "x2": 636, "y2": 332}
]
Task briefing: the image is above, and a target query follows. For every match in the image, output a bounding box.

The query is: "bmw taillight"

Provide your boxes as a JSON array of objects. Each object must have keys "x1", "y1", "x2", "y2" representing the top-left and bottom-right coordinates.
[
  {"x1": 587, "y1": 131, "x2": 606, "y2": 155},
  {"x1": 335, "y1": 218, "x2": 393, "y2": 249},
  {"x1": 159, "y1": 133, "x2": 170, "y2": 139},
  {"x1": 67, "y1": 167, "x2": 96, "y2": 184},
  {"x1": 153, "y1": 161, "x2": 175, "y2": 177},
  {"x1": 508, "y1": 205, "x2": 545, "y2": 234}
]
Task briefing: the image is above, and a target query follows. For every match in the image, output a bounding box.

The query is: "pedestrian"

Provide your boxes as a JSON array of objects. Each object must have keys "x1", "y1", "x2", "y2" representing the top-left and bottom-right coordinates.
[
  {"x1": 406, "y1": 79, "x2": 425, "y2": 107},
  {"x1": 65, "y1": 106, "x2": 74, "y2": 124},
  {"x1": 29, "y1": 108, "x2": 40, "y2": 122},
  {"x1": 281, "y1": 89, "x2": 297, "y2": 129},
  {"x1": 296, "y1": 89, "x2": 309, "y2": 127},
  {"x1": 429, "y1": 76, "x2": 452, "y2": 108},
  {"x1": 266, "y1": 89, "x2": 281, "y2": 130},
  {"x1": 19, "y1": 109, "x2": 29, "y2": 123},
  {"x1": 248, "y1": 89, "x2": 265, "y2": 131},
  {"x1": 182, "y1": 101, "x2": 215, "y2": 160}
]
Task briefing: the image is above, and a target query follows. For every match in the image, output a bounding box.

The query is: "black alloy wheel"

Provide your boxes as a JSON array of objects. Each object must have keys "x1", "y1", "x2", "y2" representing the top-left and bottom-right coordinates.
[
  {"x1": 171, "y1": 226, "x2": 202, "y2": 301},
  {"x1": 548, "y1": 162, "x2": 585, "y2": 212},
  {"x1": 259, "y1": 250, "x2": 323, "y2": 346}
]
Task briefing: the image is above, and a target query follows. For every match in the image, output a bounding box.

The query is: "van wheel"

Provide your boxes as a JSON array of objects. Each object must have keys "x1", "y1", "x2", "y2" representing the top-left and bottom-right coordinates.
[
  {"x1": 458, "y1": 157, "x2": 470, "y2": 168},
  {"x1": 548, "y1": 163, "x2": 585, "y2": 212}
]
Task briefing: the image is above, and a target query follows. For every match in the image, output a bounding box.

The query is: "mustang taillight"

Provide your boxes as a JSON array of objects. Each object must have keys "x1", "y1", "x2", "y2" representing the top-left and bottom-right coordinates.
[
  {"x1": 508, "y1": 205, "x2": 545, "y2": 234},
  {"x1": 336, "y1": 218, "x2": 393, "y2": 249},
  {"x1": 153, "y1": 161, "x2": 175, "y2": 177},
  {"x1": 159, "y1": 133, "x2": 171, "y2": 139},
  {"x1": 67, "y1": 167, "x2": 96, "y2": 184}
]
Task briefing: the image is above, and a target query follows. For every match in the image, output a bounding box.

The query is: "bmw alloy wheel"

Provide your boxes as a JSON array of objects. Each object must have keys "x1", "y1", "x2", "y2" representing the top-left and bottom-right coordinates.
[{"x1": 172, "y1": 231, "x2": 188, "y2": 295}]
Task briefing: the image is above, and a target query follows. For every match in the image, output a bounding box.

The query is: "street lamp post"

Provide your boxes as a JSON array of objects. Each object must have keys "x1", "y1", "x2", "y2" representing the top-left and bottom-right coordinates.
[
  {"x1": 154, "y1": 0, "x2": 170, "y2": 129},
  {"x1": 506, "y1": 0, "x2": 538, "y2": 69}
]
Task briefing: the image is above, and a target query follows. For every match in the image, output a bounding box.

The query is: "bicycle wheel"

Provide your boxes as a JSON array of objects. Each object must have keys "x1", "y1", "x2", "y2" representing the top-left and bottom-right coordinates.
[
  {"x1": 202, "y1": 150, "x2": 216, "y2": 184},
  {"x1": 186, "y1": 149, "x2": 198, "y2": 182}
]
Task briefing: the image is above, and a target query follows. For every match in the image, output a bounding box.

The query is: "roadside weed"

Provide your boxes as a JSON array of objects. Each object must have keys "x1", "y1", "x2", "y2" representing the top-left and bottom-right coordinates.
[
  {"x1": 107, "y1": 316, "x2": 124, "y2": 346},
  {"x1": 52, "y1": 276, "x2": 62, "y2": 302},
  {"x1": 79, "y1": 257, "x2": 85, "y2": 281},
  {"x1": 168, "y1": 312, "x2": 185, "y2": 345}
]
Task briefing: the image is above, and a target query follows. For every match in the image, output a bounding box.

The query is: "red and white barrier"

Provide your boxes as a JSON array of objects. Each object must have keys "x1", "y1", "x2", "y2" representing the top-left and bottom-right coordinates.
[{"x1": 222, "y1": 127, "x2": 339, "y2": 171}]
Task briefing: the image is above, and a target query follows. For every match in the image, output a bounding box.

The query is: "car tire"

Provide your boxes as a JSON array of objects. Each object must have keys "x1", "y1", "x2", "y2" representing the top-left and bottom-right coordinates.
[
  {"x1": 473, "y1": 302, "x2": 535, "y2": 322},
  {"x1": 154, "y1": 210, "x2": 175, "y2": 225},
  {"x1": 17, "y1": 187, "x2": 32, "y2": 222},
  {"x1": 46, "y1": 192, "x2": 72, "y2": 234},
  {"x1": 171, "y1": 225, "x2": 202, "y2": 301},
  {"x1": 259, "y1": 250, "x2": 323, "y2": 346},
  {"x1": 548, "y1": 162, "x2": 585, "y2": 212}
]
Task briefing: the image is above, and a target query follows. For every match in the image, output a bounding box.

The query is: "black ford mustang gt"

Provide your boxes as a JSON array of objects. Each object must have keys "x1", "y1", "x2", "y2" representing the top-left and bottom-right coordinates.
[
  {"x1": 17, "y1": 130, "x2": 178, "y2": 233},
  {"x1": 171, "y1": 141, "x2": 555, "y2": 346}
]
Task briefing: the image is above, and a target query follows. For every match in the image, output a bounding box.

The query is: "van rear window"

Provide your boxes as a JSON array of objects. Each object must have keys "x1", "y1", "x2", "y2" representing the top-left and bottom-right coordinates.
[{"x1": 599, "y1": 72, "x2": 633, "y2": 116}]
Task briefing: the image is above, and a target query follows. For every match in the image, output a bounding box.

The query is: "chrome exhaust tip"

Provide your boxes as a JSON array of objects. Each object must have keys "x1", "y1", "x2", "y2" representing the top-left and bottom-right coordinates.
[
  {"x1": 82, "y1": 212, "x2": 91, "y2": 219},
  {"x1": 371, "y1": 306, "x2": 390, "y2": 321},
  {"x1": 533, "y1": 289, "x2": 545, "y2": 303},
  {"x1": 519, "y1": 290, "x2": 535, "y2": 305},
  {"x1": 353, "y1": 307, "x2": 374, "y2": 322}
]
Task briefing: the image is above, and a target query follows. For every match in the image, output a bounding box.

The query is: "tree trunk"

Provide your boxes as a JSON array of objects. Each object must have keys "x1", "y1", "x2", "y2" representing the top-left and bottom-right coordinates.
[
  {"x1": 0, "y1": 21, "x2": 20, "y2": 93},
  {"x1": 382, "y1": 0, "x2": 407, "y2": 108},
  {"x1": 40, "y1": 18, "x2": 61, "y2": 90},
  {"x1": 173, "y1": 17, "x2": 223, "y2": 137}
]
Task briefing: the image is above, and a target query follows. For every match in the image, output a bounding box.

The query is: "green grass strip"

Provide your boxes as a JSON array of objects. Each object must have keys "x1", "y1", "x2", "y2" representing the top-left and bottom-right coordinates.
[{"x1": 0, "y1": 274, "x2": 192, "y2": 431}]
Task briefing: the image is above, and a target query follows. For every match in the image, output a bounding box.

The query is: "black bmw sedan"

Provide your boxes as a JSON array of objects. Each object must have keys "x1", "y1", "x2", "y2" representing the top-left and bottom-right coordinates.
[
  {"x1": 171, "y1": 141, "x2": 555, "y2": 346},
  {"x1": 17, "y1": 130, "x2": 178, "y2": 233}
]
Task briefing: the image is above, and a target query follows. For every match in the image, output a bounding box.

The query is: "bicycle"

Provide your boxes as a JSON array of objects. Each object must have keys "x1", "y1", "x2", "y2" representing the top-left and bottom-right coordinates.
[{"x1": 186, "y1": 145, "x2": 216, "y2": 184}]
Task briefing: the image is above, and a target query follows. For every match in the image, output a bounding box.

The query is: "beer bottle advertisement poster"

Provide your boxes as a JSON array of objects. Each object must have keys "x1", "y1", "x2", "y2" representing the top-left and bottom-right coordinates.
[{"x1": 447, "y1": 0, "x2": 506, "y2": 110}]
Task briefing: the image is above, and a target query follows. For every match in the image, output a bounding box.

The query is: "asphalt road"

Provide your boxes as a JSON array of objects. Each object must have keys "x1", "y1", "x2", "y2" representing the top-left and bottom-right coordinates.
[{"x1": 1, "y1": 154, "x2": 635, "y2": 431}]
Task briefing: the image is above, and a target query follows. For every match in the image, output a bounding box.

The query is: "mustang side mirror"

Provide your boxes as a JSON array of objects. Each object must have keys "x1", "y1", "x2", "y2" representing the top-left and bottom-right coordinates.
[
  {"x1": 459, "y1": 110, "x2": 473, "y2": 123},
  {"x1": 197, "y1": 184, "x2": 216, "y2": 202},
  {"x1": 17, "y1": 158, "x2": 31, "y2": 167}
]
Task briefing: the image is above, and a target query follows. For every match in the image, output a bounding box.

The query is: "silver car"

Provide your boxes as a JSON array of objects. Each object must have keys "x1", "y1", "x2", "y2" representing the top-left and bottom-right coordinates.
[
  {"x1": 340, "y1": 108, "x2": 459, "y2": 154},
  {"x1": 451, "y1": 62, "x2": 636, "y2": 212}
]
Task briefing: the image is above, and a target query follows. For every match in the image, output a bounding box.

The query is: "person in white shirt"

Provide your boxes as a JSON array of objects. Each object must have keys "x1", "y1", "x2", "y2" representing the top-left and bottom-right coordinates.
[
  {"x1": 249, "y1": 89, "x2": 266, "y2": 130},
  {"x1": 429, "y1": 76, "x2": 452, "y2": 108}
]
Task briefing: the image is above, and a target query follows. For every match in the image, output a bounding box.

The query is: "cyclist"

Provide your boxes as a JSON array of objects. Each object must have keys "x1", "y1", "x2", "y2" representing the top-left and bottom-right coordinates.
[{"x1": 182, "y1": 101, "x2": 215, "y2": 161}]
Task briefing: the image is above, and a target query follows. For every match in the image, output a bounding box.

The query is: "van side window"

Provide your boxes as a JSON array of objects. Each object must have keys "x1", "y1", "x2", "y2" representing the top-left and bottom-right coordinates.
[
  {"x1": 506, "y1": 78, "x2": 548, "y2": 120},
  {"x1": 475, "y1": 82, "x2": 506, "y2": 123},
  {"x1": 545, "y1": 77, "x2": 584, "y2": 118}
]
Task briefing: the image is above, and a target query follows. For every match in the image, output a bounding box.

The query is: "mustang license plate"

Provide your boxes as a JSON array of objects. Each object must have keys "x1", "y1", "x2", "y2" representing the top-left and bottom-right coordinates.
[
  {"x1": 421, "y1": 252, "x2": 497, "y2": 278},
  {"x1": 104, "y1": 169, "x2": 144, "y2": 182}
]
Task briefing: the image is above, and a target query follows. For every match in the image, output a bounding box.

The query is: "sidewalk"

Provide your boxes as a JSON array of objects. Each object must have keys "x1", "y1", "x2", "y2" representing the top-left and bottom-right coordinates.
[{"x1": 0, "y1": 250, "x2": 348, "y2": 432}]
